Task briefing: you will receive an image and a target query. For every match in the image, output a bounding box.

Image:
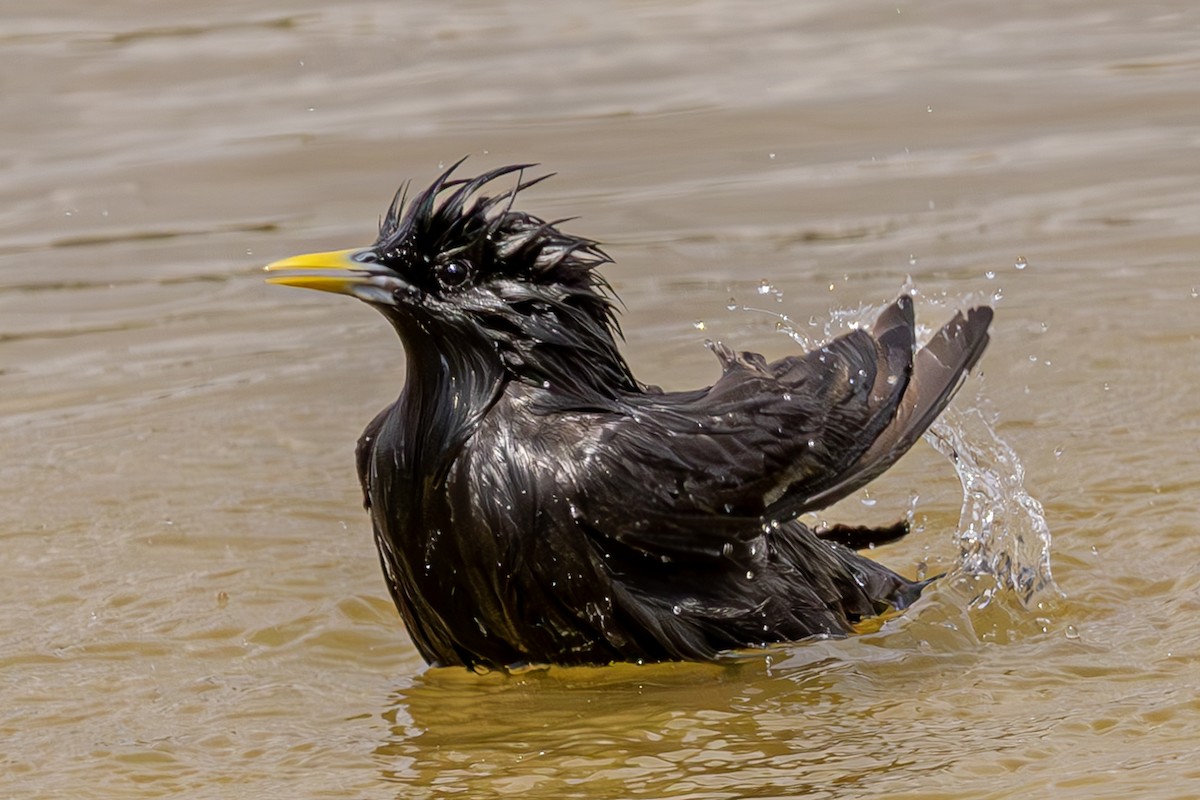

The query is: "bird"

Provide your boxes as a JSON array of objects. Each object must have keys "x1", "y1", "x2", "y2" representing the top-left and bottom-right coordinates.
[{"x1": 264, "y1": 160, "x2": 993, "y2": 670}]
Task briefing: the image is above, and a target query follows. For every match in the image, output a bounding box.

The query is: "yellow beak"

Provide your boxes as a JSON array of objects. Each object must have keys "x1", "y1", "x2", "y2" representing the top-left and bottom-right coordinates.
[{"x1": 263, "y1": 248, "x2": 369, "y2": 295}]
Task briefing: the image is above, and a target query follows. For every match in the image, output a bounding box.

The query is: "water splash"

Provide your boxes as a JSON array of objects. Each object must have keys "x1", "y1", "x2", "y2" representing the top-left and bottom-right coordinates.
[{"x1": 926, "y1": 403, "x2": 1059, "y2": 608}]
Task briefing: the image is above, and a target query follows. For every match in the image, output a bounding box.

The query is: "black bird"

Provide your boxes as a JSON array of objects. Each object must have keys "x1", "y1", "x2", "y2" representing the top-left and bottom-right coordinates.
[{"x1": 265, "y1": 162, "x2": 993, "y2": 670}]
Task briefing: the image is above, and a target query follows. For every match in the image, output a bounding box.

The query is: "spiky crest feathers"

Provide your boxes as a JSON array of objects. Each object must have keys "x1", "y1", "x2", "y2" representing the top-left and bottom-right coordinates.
[
  {"x1": 375, "y1": 161, "x2": 613, "y2": 303},
  {"x1": 373, "y1": 161, "x2": 637, "y2": 398}
]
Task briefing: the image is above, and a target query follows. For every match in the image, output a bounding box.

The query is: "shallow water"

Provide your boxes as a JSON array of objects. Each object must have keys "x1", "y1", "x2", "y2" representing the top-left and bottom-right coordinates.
[{"x1": 3, "y1": 2, "x2": 1200, "y2": 797}]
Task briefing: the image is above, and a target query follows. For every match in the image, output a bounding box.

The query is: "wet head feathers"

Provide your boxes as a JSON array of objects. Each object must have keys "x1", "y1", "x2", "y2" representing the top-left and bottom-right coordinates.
[
  {"x1": 372, "y1": 160, "x2": 637, "y2": 398},
  {"x1": 376, "y1": 162, "x2": 614, "y2": 306}
]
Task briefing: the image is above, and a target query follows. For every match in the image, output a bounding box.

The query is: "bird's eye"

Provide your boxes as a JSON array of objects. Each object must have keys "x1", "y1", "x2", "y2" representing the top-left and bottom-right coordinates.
[{"x1": 436, "y1": 260, "x2": 471, "y2": 289}]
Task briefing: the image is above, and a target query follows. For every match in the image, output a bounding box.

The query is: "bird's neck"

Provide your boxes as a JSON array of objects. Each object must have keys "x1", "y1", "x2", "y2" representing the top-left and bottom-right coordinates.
[
  {"x1": 386, "y1": 306, "x2": 641, "y2": 466},
  {"x1": 395, "y1": 330, "x2": 506, "y2": 468},
  {"x1": 498, "y1": 308, "x2": 641, "y2": 404}
]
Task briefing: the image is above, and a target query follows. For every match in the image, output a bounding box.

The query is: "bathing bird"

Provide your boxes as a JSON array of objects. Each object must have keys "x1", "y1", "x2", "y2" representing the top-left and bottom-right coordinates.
[{"x1": 265, "y1": 161, "x2": 992, "y2": 670}]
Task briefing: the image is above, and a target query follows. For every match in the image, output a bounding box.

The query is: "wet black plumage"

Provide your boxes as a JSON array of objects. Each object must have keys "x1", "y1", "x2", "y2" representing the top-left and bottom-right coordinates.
[{"x1": 265, "y1": 162, "x2": 993, "y2": 669}]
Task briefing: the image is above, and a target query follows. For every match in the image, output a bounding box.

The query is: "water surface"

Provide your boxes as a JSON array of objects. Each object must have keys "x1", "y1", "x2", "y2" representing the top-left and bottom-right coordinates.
[{"x1": 3, "y1": 2, "x2": 1200, "y2": 797}]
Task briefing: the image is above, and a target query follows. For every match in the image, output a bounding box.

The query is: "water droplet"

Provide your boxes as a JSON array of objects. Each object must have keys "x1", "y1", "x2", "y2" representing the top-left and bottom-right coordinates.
[
  {"x1": 1053, "y1": 446, "x2": 1064, "y2": 458},
  {"x1": 1191, "y1": 287, "x2": 1198, "y2": 299},
  {"x1": 745, "y1": 570, "x2": 755, "y2": 580},
  {"x1": 672, "y1": 605, "x2": 682, "y2": 615},
  {"x1": 541, "y1": 380, "x2": 551, "y2": 389},
  {"x1": 1014, "y1": 256, "x2": 1028, "y2": 270},
  {"x1": 886, "y1": 374, "x2": 898, "y2": 385},
  {"x1": 984, "y1": 270, "x2": 996, "y2": 280},
  {"x1": 806, "y1": 439, "x2": 817, "y2": 449},
  {"x1": 926, "y1": 105, "x2": 933, "y2": 113},
  {"x1": 768, "y1": 152, "x2": 776, "y2": 160},
  {"x1": 726, "y1": 298, "x2": 739, "y2": 311},
  {"x1": 693, "y1": 320, "x2": 706, "y2": 330},
  {"x1": 757, "y1": 280, "x2": 773, "y2": 295},
  {"x1": 908, "y1": 254, "x2": 918, "y2": 266},
  {"x1": 1065, "y1": 624, "x2": 1080, "y2": 640},
  {"x1": 721, "y1": 542, "x2": 734, "y2": 557},
  {"x1": 861, "y1": 495, "x2": 877, "y2": 507}
]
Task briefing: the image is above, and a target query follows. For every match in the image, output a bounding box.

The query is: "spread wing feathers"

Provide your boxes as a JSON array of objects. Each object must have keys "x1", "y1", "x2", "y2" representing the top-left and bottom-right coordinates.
[
  {"x1": 772, "y1": 303, "x2": 993, "y2": 518},
  {"x1": 580, "y1": 295, "x2": 991, "y2": 561}
]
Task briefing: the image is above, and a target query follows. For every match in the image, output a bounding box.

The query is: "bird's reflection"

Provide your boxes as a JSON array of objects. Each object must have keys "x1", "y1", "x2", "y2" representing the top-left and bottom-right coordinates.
[{"x1": 369, "y1": 647, "x2": 916, "y2": 797}]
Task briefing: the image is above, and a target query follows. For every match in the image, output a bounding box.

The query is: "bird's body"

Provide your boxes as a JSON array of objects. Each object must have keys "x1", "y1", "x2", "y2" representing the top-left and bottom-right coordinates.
[{"x1": 266, "y1": 162, "x2": 993, "y2": 670}]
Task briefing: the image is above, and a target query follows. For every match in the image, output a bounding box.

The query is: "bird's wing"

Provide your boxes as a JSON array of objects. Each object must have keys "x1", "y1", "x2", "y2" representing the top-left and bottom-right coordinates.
[
  {"x1": 575, "y1": 296, "x2": 991, "y2": 562},
  {"x1": 768, "y1": 302, "x2": 993, "y2": 519}
]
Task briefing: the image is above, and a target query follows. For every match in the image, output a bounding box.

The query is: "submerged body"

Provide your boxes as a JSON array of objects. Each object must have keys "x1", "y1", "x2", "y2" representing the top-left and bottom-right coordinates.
[{"x1": 266, "y1": 162, "x2": 992, "y2": 669}]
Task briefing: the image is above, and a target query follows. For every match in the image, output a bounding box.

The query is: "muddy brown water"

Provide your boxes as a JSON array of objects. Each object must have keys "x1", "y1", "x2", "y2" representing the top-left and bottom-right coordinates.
[{"x1": 3, "y1": 2, "x2": 1200, "y2": 798}]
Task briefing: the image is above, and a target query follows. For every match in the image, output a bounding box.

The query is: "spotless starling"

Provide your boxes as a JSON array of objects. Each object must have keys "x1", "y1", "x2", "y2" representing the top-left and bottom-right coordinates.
[{"x1": 265, "y1": 161, "x2": 993, "y2": 670}]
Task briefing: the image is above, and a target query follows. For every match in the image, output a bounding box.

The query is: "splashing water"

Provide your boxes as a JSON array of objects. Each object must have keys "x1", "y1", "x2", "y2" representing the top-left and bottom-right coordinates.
[{"x1": 926, "y1": 403, "x2": 1059, "y2": 608}]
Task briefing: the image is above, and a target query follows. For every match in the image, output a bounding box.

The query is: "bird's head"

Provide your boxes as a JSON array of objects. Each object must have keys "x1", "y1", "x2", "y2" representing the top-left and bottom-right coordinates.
[{"x1": 265, "y1": 161, "x2": 638, "y2": 399}]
